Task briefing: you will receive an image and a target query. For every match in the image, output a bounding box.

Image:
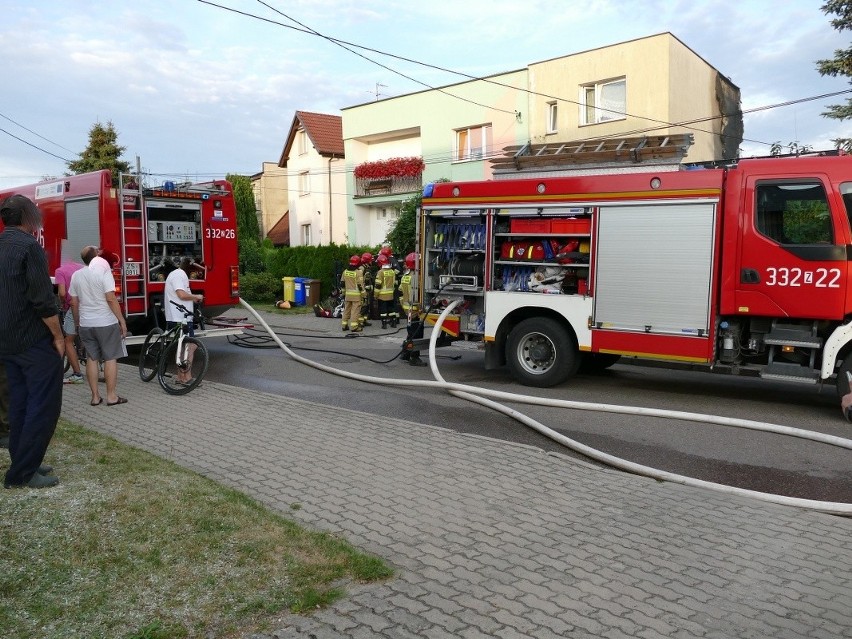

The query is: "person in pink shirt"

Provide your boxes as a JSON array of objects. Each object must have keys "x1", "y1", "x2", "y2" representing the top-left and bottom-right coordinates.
[{"x1": 54, "y1": 258, "x2": 84, "y2": 383}]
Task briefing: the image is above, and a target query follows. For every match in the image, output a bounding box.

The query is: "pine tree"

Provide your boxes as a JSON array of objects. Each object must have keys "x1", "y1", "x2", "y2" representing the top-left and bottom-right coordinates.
[
  {"x1": 66, "y1": 121, "x2": 130, "y2": 185},
  {"x1": 816, "y1": 1, "x2": 852, "y2": 152}
]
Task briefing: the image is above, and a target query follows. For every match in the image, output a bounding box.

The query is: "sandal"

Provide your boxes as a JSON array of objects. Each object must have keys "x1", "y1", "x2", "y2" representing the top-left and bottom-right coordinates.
[
  {"x1": 106, "y1": 397, "x2": 128, "y2": 406},
  {"x1": 90, "y1": 398, "x2": 103, "y2": 406}
]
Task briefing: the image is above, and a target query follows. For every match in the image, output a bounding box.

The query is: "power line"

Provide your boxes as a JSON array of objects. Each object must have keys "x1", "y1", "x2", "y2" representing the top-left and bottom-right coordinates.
[
  {"x1": 0, "y1": 127, "x2": 73, "y2": 163},
  {"x1": 0, "y1": 112, "x2": 78, "y2": 155},
  {"x1": 201, "y1": 0, "x2": 817, "y2": 147},
  {"x1": 253, "y1": 0, "x2": 517, "y2": 116}
]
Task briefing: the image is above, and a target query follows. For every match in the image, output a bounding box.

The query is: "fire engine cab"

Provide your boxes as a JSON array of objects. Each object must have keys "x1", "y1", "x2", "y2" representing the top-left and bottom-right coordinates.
[
  {"x1": 0, "y1": 169, "x2": 240, "y2": 332},
  {"x1": 418, "y1": 153, "x2": 852, "y2": 397}
]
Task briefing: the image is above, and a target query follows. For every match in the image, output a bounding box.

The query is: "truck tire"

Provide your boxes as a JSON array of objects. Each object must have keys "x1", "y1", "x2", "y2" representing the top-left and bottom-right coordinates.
[
  {"x1": 506, "y1": 317, "x2": 578, "y2": 387},
  {"x1": 579, "y1": 353, "x2": 621, "y2": 374}
]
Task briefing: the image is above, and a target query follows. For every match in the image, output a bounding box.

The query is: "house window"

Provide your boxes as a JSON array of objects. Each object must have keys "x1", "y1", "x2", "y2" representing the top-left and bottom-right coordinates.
[
  {"x1": 546, "y1": 102, "x2": 558, "y2": 134},
  {"x1": 455, "y1": 124, "x2": 493, "y2": 162},
  {"x1": 580, "y1": 78, "x2": 626, "y2": 125},
  {"x1": 301, "y1": 223, "x2": 312, "y2": 245},
  {"x1": 299, "y1": 171, "x2": 309, "y2": 196},
  {"x1": 297, "y1": 129, "x2": 308, "y2": 155},
  {"x1": 377, "y1": 208, "x2": 387, "y2": 220}
]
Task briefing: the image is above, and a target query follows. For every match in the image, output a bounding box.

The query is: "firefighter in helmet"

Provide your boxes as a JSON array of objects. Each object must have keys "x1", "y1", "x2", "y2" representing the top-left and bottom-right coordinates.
[
  {"x1": 400, "y1": 252, "x2": 426, "y2": 366},
  {"x1": 375, "y1": 253, "x2": 398, "y2": 329},
  {"x1": 340, "y1": 255, "x2": 364, "y2": 332},
  {"x1": 359, "y1": 252, "x2": 374, "y2": 328}
]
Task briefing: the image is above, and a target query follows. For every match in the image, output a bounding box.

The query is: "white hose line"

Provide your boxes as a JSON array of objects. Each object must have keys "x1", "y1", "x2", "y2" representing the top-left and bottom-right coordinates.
[
  {"x1": 426, "y1": 301, "x2": 852, "y2": 516},
  {"x1": 240, "y1": 299, "x2": 852, "y2": 516}
]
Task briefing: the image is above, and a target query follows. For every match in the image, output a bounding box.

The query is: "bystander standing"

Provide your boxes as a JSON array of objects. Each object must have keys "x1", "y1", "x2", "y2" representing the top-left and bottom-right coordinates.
[
  {"x1": 69, "y1": 246, "x2": 127, "y2": 407},
  {"x1": 54, "y1": 256, "x2": 85, "y2": 383},
  {"x1": 0, "y1": 195, "x2": 64, "y2": 489},
  {"x1": 163, "y1": 257, "x2": 204, "y2": 384}
]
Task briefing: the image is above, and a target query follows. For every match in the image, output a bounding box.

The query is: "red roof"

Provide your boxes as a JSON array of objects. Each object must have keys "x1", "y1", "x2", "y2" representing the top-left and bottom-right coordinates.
[
  {"x1": 266, "y1": 212, "x2": 290, "y2": 246},
  {"x1": 278, "y1": 111, "x2": 344, "y2": 166}
]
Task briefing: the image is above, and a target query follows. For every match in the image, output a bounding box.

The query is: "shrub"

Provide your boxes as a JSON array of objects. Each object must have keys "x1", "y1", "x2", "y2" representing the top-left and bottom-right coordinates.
[{"x1": 239, "y1": 272, "x2": 282, "y2": 303}]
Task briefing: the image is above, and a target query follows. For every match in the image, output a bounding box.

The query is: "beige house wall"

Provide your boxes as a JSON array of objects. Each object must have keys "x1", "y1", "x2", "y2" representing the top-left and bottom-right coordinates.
[
  {"x1": 527, "y1": 33, "x2": 736, "y2": 163},
  {"x1": 253, "y1": 162, "x2": 288, "y2": 239}
]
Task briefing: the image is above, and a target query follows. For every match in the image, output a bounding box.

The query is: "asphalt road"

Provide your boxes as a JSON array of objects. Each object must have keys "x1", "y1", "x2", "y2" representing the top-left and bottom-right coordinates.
[{"x1": 158, "y1": 310, "x2": 852, "y2": 505}]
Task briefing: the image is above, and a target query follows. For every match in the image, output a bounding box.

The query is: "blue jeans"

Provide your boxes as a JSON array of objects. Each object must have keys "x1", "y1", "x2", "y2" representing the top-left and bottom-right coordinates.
[{"x1": 3, "y1": 337, "x2": 63, "y2": 486}]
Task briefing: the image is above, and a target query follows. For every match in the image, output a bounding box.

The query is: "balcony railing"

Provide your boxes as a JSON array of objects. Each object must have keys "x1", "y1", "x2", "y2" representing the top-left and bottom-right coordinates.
[{"x1": 355, "y1": 175, "x2": 422, "y2": 197}]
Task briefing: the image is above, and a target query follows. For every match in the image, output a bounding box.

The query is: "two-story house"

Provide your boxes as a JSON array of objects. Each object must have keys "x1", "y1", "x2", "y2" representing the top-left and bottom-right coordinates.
[
  {"x1": 340, "y1": 32, "x2": 741, "y2": 244},
  {"x1": 277, "y1": 111, "x2": 347, "y2": 246},
  {"x1": 276, "y1": 33, "x2": 741, "y2": 248}
]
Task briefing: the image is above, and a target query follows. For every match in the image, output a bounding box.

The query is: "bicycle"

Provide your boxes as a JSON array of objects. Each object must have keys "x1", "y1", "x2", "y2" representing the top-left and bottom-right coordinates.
[{"x1": 138, "y1": 301, "x2": 209, "y2": 395}]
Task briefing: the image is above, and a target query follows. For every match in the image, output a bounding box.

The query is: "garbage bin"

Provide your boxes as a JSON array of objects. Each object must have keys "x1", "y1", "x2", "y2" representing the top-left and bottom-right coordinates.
[
  {"x1": 293, "y1": 277, "x2": 306, "y2": 306},
  {"x1": 282, "y1": 277, "x2": 296, "y2": 303},
  {"x1": 304, "y1": 279, "x2": 322, "y2": 307}
]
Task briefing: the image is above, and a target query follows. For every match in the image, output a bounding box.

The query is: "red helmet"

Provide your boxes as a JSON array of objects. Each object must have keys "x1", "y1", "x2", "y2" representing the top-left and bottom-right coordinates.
[
  {"x1": 361, "y1": 252, "x2": 373, "y2": 265},
  {"x1": 376, "y1": 254, "x2": 389, "y2": 265},
  {"x1": 349, "y1": 255, "x2": 360, "y2": 267},
  {"x1": 404, "y1": 252, "x2": 417, "y2": 269},
  {"x1": 379, "y1": 246, "x2": 393, "y2": 258}
]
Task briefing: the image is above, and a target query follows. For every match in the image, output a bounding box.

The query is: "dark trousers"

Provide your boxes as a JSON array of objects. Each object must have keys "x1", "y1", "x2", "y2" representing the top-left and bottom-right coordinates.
[{"x1": 3, "y1": 337, "x2": 63, "y2": 486}]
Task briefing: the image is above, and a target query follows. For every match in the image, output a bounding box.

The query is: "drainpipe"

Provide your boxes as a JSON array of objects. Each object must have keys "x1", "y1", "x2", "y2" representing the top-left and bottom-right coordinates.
[{"x1": 328, "y1": 155, "x2": 334, "y2": 244}]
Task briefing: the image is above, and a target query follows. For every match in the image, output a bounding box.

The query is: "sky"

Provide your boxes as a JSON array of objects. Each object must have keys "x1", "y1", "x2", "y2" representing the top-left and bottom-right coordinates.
[{"x1": 0, "y1": 0, "x2": 849, "y2": 190}]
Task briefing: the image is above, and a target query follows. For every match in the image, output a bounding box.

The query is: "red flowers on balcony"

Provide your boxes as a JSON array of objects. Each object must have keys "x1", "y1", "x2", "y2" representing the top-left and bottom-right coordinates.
[{"x1": 353, "y1": 156, "x2": 425, "y2": 180}]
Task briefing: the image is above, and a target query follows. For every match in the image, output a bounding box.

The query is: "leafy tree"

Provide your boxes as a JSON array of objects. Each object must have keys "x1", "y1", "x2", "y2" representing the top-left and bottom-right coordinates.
[
  {"x1": 770, "y1": 141, "x2": 814, "y2": 156},
  {"x1": 385, "y1": 179, "x2": 450, "y2": 256},
  {"x1": 816, "y1": 1, "x2": 852, "y2": 152},
  {"x1": 67, "y1": 121, "x2": 130, "y2": 185},
  {"x1": 385, "y1": 194, "x2": 419, "y2": 257},
  {"x1": 226, "y1": 173, "x2": 264, "y2": 274}
]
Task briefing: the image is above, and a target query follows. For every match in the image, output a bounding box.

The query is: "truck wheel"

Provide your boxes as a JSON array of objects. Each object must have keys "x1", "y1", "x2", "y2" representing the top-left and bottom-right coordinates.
[
  {"x1": 506, "y1": 317, "x2": 578, "y2": 387},
  {"x1": 579, "y1": 353, "x2": 621, "y2": 374},
  {"x1": 836, "y1": 356, "x2": 852, "y2": 397}
]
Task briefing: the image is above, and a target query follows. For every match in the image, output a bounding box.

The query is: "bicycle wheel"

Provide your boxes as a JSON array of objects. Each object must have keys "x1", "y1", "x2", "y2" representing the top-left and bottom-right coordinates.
[
  {"x1": 157, "y1": 337, "x2": 208, "y2": 395},
  {"x1": 139, "y1": 328, "x2": 165, "y2": 382}
]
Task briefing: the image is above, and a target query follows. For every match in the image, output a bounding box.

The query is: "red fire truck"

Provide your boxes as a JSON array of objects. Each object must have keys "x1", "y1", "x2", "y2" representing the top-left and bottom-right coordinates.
[
  {"x1": 418, "y1": 153, "x2": 852, "y2": 397},
  {"x1": 0, "y1": 170, "x2": 240, "y2": 333}
]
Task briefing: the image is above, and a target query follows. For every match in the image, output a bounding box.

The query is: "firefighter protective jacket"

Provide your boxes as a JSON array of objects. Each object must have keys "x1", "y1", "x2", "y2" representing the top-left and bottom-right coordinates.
[
  {"x1": 341, "y1": 268, "x2": 363, "y2": 301},
  {"x1": 375, "y1": 266, "x2": 396, "y2": 302}
]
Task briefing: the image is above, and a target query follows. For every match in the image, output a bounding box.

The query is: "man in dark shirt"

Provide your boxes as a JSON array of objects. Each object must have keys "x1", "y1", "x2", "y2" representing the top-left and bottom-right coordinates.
[{"x1": 0, "y1": 195, "x2": 65, "y2": 489}]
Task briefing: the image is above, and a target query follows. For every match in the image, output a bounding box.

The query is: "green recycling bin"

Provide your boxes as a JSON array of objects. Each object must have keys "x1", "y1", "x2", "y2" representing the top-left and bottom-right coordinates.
[{"x1": 282, "y1": 277, "x2": 295, "y2": 303}]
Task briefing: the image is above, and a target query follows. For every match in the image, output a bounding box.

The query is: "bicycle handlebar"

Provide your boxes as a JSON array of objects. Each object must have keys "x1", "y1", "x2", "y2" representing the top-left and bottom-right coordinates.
[{"x1": 169, "y1": 299, "x2": 202, "y2": 318}]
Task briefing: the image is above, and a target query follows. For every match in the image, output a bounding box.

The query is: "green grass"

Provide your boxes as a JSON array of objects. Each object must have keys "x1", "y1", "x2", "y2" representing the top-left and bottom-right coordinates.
[{"x1": 0, "y1": 421, "x2": 393, "y2": 639}]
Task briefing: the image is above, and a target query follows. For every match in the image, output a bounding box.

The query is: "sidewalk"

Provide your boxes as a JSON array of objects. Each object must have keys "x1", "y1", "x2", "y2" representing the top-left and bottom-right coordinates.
[{"x1": 59, "y1": 328, "x2": 852, "y2": 638}]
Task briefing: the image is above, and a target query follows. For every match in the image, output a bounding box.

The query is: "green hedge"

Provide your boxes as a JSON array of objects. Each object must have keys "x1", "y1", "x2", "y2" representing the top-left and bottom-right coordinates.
[
  {"x1": 261, "y1": 243, "x2": 378, "y2": 300},
  {"x1": 238, "y1": 272, "x2": 282, "y2": 303}
]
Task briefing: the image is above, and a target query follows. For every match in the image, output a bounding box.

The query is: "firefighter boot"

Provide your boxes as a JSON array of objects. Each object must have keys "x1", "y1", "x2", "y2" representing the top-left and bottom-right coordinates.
[
  {"x1": 409, "y1": 353, "x2": 427, "y2": 367},
  {"x1": 342, "y1": 322, "x2": 349, "y2": 332}
]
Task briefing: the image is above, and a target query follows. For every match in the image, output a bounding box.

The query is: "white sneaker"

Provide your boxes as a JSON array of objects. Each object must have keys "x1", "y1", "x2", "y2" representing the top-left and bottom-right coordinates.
[{"x1": 65, "y1": 373, "x2": 85, "y2": 384}]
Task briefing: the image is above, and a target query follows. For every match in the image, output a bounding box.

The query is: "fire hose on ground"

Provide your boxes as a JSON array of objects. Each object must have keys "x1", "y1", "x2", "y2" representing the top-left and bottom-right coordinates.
[{"x1": 239, "y1": 298, "x2": 852, "y2": 516}]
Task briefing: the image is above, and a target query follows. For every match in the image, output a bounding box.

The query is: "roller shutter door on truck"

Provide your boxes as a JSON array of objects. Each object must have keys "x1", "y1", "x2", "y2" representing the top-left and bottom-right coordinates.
[{"x1": 592, "y1": 202, "x2": 717, "y2": 336}]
